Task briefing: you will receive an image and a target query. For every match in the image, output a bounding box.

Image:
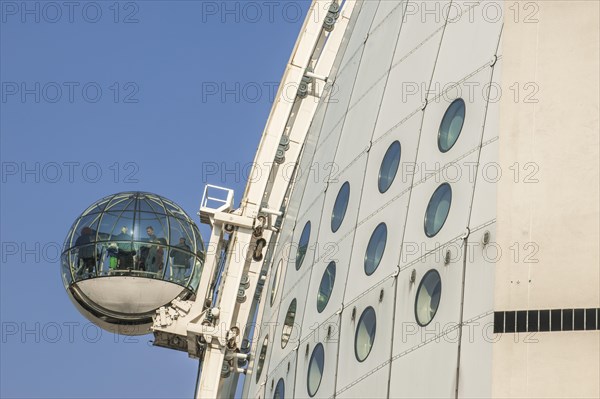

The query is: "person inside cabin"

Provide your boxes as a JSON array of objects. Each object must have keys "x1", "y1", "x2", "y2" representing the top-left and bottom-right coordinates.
[
  {"x1": 142, "y1": 226, "x2": 161, "y2": 274},
  {"x1": 170, "y1": 237, "x2": 192, "y2": 283},
  {"x1": 137, "y1": 226, "x2": 153, "y2": 271},
  {"x1": 75, "y1": 226, "x2": 96, "y2": 277},
  {"x1": 115, "y1": 227, "x2": 134, "y2": 270},
  {"x1": 156, "y1": 237, "x2": 167, "y2": 277}
]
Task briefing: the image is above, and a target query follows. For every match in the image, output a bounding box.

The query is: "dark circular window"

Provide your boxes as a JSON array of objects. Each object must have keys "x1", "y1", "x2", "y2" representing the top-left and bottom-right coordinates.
[
  {"x1": 364, "y1": 223, "x2": 387, "y2": 276},
  {"x1": 438, "y1": 98, "x2": 465, "y2": 153},
  {"x1": 273, "y1": 378, "x2": 285, "y2": 399},
  {"x1": 424, "y1": 183, "x2": 452, "y2": 237},
  {"x1": 270, "y1": 259, "x2": 283, "y2": 306},
  {"x1": 307, "y1": 343, "x2": 325, "y2": 397},
  {"x1": 331, "y1": 182, "x2": 350, "y2": 232},
  {"x1": 317, "y1": 261, "x2": 336, "y2": 313},
  {"x1": 415, "y1": 269, "x2": 442, "y2": 326},
  {"x1": 296, "y1": 221, "x2": 311, "y2": 270},
  {"x1": 281, "y1": 299, "x2": 297, "y2": 348},
  {"x1": 255, "y1": 335, "x2": 269, "y2": 383},
  {"x1": 354, "y1": 307, "x2": 376, "y2": 362},
  {"x1": 378, "y1": 141, "x2": 401, "y2": 193}
]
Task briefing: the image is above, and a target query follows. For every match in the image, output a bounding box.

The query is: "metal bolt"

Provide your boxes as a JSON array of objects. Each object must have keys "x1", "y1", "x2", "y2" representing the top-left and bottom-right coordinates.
[
  {"x1": 240, "y1": 274, "x2": 250, "y2": 289},
  {"x1": 444, "y1": 250, "x2": 451, "y2": 265},
  {"x1": 482, "y1": 231, "x2": 491, "y2": 246},
  {"x1": 237, "y1": 289, "x2": 247, "y2": 303},
  {"x1": 221, "y1": 363, "x2": 231, "y2": 378},
  {"x1": 240, "y1": 338, "x2": 250, "y2": 354}
]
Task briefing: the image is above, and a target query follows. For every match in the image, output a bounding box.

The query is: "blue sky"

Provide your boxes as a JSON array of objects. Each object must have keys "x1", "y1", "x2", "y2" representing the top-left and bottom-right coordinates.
[{"x1": 0, "y1": 1, "x2": 309, "y2": 397}]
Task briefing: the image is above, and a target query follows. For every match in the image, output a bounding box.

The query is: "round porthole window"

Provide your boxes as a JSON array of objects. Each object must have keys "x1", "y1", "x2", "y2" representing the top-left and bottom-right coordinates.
[
  {"x1": 331, "y1": 182, "x2": 350, "y2": 232},
  {"x1": 273, "y1": 378, "x2": 285, "y2": 399},
  {"x1": 255, "y1": 335, "x2": 269, "y2": 383},
  {"x1": 317, "y1": 261, "x2": 336, "y2": 313},
  {"x1": 281, "y1": 299, "x2": 297, "y2": 348},
  {"x1": 415, "y1": 269, "x2": 442, "y2": 327},
  {"x1": 364, "y1": 223, "x2": 387, "y2": 276},
  {"x1": 438, "y1": 98, "x2": 465, "y2": 153},
  {"x1": 354, "y1": 306, "x2": 376, "y2": 362},
  {"x1": 424, "y1": 183, "x2": 452, "y2": 237},
  {"x1": 296, "y1": 221, "x2": 311, "y2": 270},
  {"x1": 270, "y1": 259, "x2": 283, "y2": 307},
  {"x1": 378, "y1": 141, "x2": 401, "y2": 193},
  {"x1": 307, "y1": 343, "x2": 325, "y2": 397}
]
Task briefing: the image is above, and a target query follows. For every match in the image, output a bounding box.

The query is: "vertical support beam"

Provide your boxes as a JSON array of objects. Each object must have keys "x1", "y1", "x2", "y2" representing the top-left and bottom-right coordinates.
[
  {"x1": 190, "y1": 2, "x2": 358, "y2": 398},
  {"x1": 195, "y1": 223, "x2": 225, "y2": 310}
]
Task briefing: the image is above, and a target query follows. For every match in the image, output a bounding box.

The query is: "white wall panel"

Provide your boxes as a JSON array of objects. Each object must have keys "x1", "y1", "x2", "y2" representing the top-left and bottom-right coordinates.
[
  {"x1": 417, "y1": 67, "x2": 494, "y2": 174},
  {"x1": 351, "y1": 2, "x2": 405, "y2": 97},
  {"x1": 390, "y1": 243, "x2": 465, "y2": 398},
  {"x1": 372, "y1": 29, "x2": 444, "y2": 141},
  {"x1": 371, "y1": 0, "x2": 404, "y2": 29},
  {"x1": 399, "y1": 152, "x2": 479, "y2": 268},
  {"x1": 293, "y1": 314, "x2": 341, "y2": 399},
  {"x1": 394, "y1": 0, "x2": 451, "y2": 62},
  {"x1": 266, "y1": 231, "x2": 294, "y2": 312},
  {"x1": 295, "y1": 167, "x2": 328, "y2": 222},
  {"x1": 265, "y1": 197, "x2": 326, "y2": 387},
  {"x1": 335, "y1": 278, "x2": 396, "y2": 399},
  {"x1": 456, "y1": 312, "x2": 494, "y2": 398},
  {"x1": 302, "y1": 158, "x2": 368, "y2": 333},
  {"x1": 389, "y1": 334, "x2": 458, "y2": 398},
  {"x1": 332, "y1": 79, "x2": 388, "y2": 171},
  {"x1": 481, "y1": 60, "x2": 501, "y2": 144},
  {"x1": 317, "y1": 50, "x2": 362, "y2": 151},
  {"x1": 342, "y1": 194, "x2": 407, "y2": 301},
  {"x1": 337, "y1": 367, "x2": 390, "y2": 399},
  {"x1": 371, "y1": 0, "x2": 451, "y2": 140},
  {"x1": 264, "y1": 350, "x2": 297, "y2": 399},
  {"x1": 248, "y1": 309, "x2": 285, "y2": 399},
  {"x1": 338, "y1": 0, "x2": 381, "y2": 74},
  {"x1": 428, "y1": 0, "x2": 503, "y2": 91},
  {"x1": 285, "y1": 84, "x2": 336, "y2": 224},
  {"x1": 360, "y1": 112, "x2": 422, "y2": 216},
  {"x1": 332, "y1": 3, "x2": 405, "y2": 171},
  {"x1": 460, "y1": 227, "x2": 496, "y2": 323},
  {"x1": 456, "y1": 225, "x2": 496, "y2": 398},
  {"x1": 311, "y1": 51, "x2": 363, "y2": 207},
  {"x1": 266, "y1": 289, "x2": 304, "y2": 377},
  {"x1": 301, "y1": 232, "x2": 352, "y2": 337},
  {"x1": 468, "y1": 141, "x2": 498, "y2": 231}
]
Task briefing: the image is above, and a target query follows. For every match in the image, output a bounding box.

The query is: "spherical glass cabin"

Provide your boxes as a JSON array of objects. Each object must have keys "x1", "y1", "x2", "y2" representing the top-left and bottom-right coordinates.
[{"x1": 61, "y1": 192, "x2": 205, "y2": 335}]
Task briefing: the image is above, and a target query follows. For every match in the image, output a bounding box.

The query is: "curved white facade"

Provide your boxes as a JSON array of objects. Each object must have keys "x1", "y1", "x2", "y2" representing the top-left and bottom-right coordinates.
[{"x1": 241, "y1": 1, "x2": 599, "y2": 398}]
